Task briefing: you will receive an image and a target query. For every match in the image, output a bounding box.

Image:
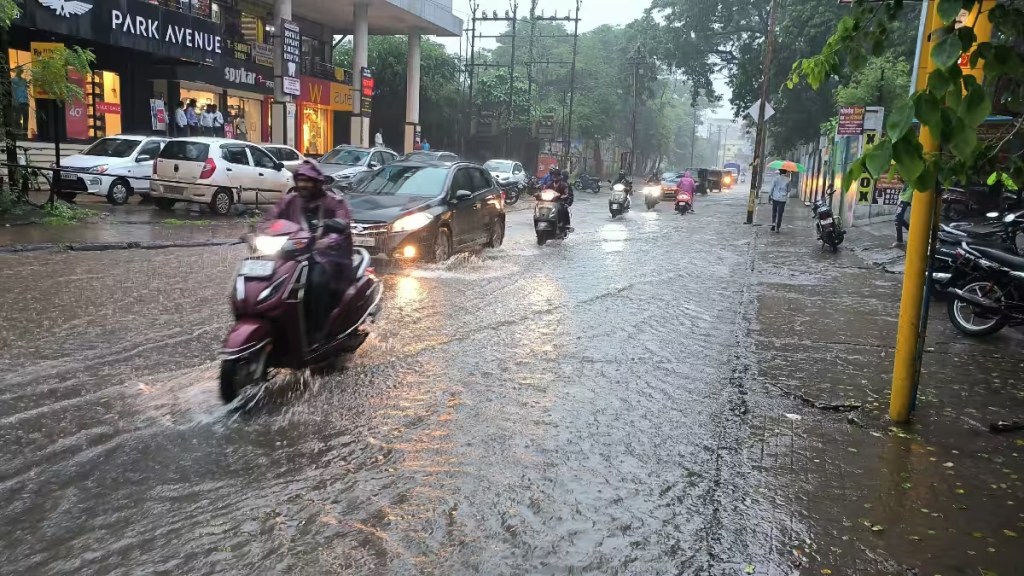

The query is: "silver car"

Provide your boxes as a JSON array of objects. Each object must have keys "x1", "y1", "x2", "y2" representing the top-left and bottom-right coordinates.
[
  {"x1": 317, "y1": 145, "x2": 399, "y2": 189},
  {"x1": 262, "y1": 145, "x2": 306, "y2": 173}
]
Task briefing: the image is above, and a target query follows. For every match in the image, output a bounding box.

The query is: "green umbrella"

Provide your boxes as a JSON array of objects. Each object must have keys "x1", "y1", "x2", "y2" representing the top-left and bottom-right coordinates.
[{"x1": 767, "y1": 160, "x2": 806, "y2": 173}]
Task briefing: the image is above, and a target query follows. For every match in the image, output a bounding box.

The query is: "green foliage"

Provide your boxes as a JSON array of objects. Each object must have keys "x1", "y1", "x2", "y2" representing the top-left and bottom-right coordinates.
[
  {"x1": 790, "y1": 0, "x2": 1019, "y2": 192},
  {"x1": 835, "y1": 53, "x2": 911, "y2": 111},
  {"x1": 39, "y1": 199, "x2": 94, "y2": 225}
]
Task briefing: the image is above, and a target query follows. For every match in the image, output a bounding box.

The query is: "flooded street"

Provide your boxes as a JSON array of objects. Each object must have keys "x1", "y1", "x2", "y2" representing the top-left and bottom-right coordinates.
[{"x1": 2, "y1": 190, "x2": 1021, "y2": 575}]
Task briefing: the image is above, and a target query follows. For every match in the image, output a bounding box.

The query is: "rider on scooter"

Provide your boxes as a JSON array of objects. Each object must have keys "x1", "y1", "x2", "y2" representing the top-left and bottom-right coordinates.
[
  {"x1": 266, "y1": 160, "x2": 355, "y2": 344},
  {"x1": 676, "y1": 170, "x2": 696, "y2": 214},
  {"x1": 553, "y1": 169, "x2": 573, "y2": 231},
  {"x1": 613, "y1": 169, "x2": 633, "y2": 209}
]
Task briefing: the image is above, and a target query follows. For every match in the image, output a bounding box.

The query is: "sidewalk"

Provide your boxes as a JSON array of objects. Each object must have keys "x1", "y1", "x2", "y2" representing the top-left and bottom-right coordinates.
[{"x1": 748, "y1": 203, "x2": 1024, "y2": 574}]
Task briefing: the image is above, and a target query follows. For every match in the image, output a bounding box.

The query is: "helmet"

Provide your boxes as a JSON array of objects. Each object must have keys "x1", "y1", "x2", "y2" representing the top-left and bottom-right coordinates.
[
  {"x1": 618, "y1": 169, "x2": 626, "y2": 177},
  {"x1": 295, "y1": 160, "x2": 326, "y2": 182},
  {"x1": 561, "y1": 169, "x2": 571, "y2": 179}
]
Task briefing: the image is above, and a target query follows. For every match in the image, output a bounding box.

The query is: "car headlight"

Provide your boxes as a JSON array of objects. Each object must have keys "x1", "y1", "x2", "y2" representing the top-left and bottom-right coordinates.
[
  {"x1": 89, "y1": 165, "x2": 109, "y2": 174},
  {"x1": 539, "y1": 189, "x2": 559, "y2": 201},
  {"x1": 391, "y1": 212, "x2": 434, "y2": 233},
  {"x1": 253, "y1": 235, "x2": 288, "y2": 255}
]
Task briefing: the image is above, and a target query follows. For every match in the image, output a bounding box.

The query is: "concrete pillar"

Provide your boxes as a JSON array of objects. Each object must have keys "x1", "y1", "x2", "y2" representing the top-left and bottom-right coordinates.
[
  {"x1": 403, "y1": 33, "x2": 421, "y2": 154},
  {"x1": 271, "y1": 0, "x2": 294, "y2": 146},
  {"x1": 351, "y1": 2, "x2": 369, "y2": 148},
  {"x1": 272, "y1": 0, "x2": 292, "y2": 102}
]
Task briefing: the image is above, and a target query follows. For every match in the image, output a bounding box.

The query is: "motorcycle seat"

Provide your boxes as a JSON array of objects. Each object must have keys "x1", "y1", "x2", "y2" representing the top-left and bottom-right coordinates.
[{"x1": 973, "y1": 246, "x2": 1024, "y2": 271}]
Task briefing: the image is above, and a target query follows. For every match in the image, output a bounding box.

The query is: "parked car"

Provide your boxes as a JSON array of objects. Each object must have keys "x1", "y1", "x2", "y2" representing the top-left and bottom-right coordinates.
[
  {"x1": 150, "y1": 138, "x2": 294, "y2": 216},
  {"x1": 484, "y1": 159, "x2": 527, "y2": 186},
  {"x1": 317, "y1": 145, "x2": 398, "y2": 189},
  {"x1": 660, "y1": 171, "x2": 683, "y2": 199},
  {"x1": 346, "y1": 160, "x2": 505, "y2": 261},
  {"x1": 262, "y1": 144, "x2": 305, "y2": 173},
  {"x1": 56, "y1": 135, "x2": 167, "y2": 205},
  {"x1": 399, "y1": 150, "x2": 460, "y2": 163}
]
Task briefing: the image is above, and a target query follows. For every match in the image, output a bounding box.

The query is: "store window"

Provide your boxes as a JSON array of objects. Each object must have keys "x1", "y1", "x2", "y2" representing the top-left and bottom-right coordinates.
[
  {"x1": 301, "y1": 36, "x2": 326, "y2": 76},
  {"x1": 226, "y1": 95, "x2": 261, "y2": 142},
  {"x1": 301, "y1": 105, "x2": 330, "y2": 156},
  {"x1": 8, "y1": 49, "x2": 36, "y2": 140},
  {"x1": 93, "y1": 71, "x2": 122, "y2": 137},
  {"x1": 179, "y1": 85, "x2": 219, "y2": 112}
]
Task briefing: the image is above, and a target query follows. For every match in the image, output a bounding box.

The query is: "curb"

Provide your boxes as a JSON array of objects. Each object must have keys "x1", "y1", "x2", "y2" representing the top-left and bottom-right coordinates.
[{"x1": 0, "y1": 238, "x2": 238, "y2": 254}]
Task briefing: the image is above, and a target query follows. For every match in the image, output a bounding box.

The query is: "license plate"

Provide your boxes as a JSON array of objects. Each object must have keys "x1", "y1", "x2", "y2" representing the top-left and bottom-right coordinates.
[
  {"x1": 820, "y1": 217, "x2": 833, "y2": 224},
  {"x1": 352, "y1": 235, "x2": 376, "y2": 247},
  {"x1": 164, "y1": 185, "x2": 186, "y2": 196},
  {"x1": 240, "y1": 259, "x2": 275, "y2": 278},
  {"x1": 61, "y1": 172, "x2": 77, "y2": 180},
  {"x1": 611, "y1": 203, "x2": 620, "y2": 209}
]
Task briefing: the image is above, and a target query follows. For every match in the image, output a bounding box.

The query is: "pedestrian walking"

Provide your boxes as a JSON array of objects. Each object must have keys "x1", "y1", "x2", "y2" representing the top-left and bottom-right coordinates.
[
  {"x1": 769, "y1": 169, "x2": 791, "y2": 232},
  {"x1": 422, "y1": 138, "x2": 431, "y2": 151},
  {"x1": 186, "y1": 100, "x2": 199, "y2": 136},
  {"x1": 374, "y1": 129, "x2": 384, "y2": 148},
  {"x1": 895, "y1": 183, "x2": 912, "y2": 245},
  {"x1": 174, "y1": 101, "x2": 187, "y2": 137},
  {"x1": 212, "y1": 105, "x2": 225, "y2": 137},
  {"x1": 200, "y1": 105, "x2": 215, "y2": 136},
  {"x1": 11, "y1": 69, "x2": 29, "y2": 134}
]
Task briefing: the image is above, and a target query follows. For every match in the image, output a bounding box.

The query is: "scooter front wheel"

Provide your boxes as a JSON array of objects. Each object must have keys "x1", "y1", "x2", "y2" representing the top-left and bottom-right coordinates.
[{"x1": 219, "y1": 346, "x2": 270, "y2": 404}]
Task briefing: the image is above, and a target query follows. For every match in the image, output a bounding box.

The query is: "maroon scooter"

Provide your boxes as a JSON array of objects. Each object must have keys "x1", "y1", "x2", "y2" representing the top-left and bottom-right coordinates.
[{"x1": 219, "y1": 218, "x2": 383, "y2": 403}]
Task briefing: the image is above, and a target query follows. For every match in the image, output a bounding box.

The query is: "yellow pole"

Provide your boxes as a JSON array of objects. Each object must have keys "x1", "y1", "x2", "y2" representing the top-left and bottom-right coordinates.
[{"x1": 890, "y1": 0, "x2": 994, "y2": 422}]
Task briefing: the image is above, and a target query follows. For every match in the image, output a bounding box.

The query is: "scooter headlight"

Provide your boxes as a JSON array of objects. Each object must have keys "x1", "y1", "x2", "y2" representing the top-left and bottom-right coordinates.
[
  {"x1": 539, "y1": 189, "x2": 559, "y2": 202},
  {"x1": 613, "y1": 183, "x2": 626, "y2": 192},
  {"x1": 643, "y1": 186, "x2": 659, "y2": 195},
  {"x1": 253, "y1": 235, "x2": 288, "y2": 255}
]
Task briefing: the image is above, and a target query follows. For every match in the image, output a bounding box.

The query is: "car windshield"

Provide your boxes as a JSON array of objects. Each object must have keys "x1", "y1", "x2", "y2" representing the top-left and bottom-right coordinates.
[
  {"x1": 319, "y1": 147, "x2": 369, "y2": 166},
  {"x1": 662, "y1": 172, "x2": 681, "y2": 182},
  {"x1": 484, "y1": 160, "x2": 514, "y2": 172},
  {"x1": 356, "y1": 165, "x2": 449, "y2": 197},
  {"x1": 82, "y1": 138, "x2": 140, "y2": 158}
]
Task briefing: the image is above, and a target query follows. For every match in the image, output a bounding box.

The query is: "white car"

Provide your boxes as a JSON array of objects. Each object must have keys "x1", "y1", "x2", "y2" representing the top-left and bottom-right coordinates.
[
  {"x1": 484, "y1": 159, "x2": 527, "y2": 186},
  {"x1": 262, "y1": 144, "x2": 306, "y2": 173},
  {"x1": 150, "y1": 138, "x2": 294, "y2": 216},
  {"x1": 57, "y1": 135, "x2": 167, "y2": 205}
]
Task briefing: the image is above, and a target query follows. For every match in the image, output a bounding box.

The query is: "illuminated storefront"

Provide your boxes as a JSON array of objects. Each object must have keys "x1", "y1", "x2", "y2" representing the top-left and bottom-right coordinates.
[{"x1": 298, "y1": 76, "x2": 353, "y2": 155}]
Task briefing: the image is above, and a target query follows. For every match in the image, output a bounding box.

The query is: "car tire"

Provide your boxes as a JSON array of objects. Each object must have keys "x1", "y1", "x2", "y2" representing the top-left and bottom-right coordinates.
[
  {"x1": 106, "y1": 178, "x2": 132, "y2": 206},
  {"x1": 210, "y1": 188, "x2": 233, "y2": 216},
  {"x1": 432, "y1": 227, "x2": 452, "y2": 262},
  {"x1": 486, "y1": 216, "x2": 505, "y2": 248}
]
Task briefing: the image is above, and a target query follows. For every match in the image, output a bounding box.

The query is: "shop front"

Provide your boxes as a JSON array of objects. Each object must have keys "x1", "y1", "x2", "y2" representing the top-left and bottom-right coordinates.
[
  {"x1": 12, "y1": 0, "x2": 225, "y2": 141},
  {"x1": 298, "y1": 76, "x2": 353, "y2": 155},
  {"x1": 168, "y1": 58, "x2": 275, "y2": 141}
]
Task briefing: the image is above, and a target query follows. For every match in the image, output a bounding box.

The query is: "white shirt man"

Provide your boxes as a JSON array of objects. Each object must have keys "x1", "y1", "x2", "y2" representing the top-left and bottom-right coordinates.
[{"x1": 374, "y1": 130, "x2": 384, "y2": 147}]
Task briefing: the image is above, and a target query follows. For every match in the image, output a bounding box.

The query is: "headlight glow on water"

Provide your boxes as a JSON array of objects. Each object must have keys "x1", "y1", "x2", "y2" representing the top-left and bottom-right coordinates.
[
  {"x1": 391, "y1": 212, "x2": 434, "y2": 233},
  {"x1": 253, "y1": 235, "x2": 288, "y2": 255}
]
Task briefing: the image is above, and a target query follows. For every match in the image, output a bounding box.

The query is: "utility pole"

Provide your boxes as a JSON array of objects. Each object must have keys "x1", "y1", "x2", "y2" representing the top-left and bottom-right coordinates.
[
  {"x1": 627, "y1": 44, "x2": 644, "y2": 176},
  {"x1": 889, "y1": 0, "x2": 994, "y2": 422},
  {"x1": 689, "y1": 105, "x2": 698, "y2": 167},
  {"x1": 564, "y1": 0, "x2": 581, "y2": 171},
  {"x1": 745, "y1": 0, "x2": 779, "y2": 224}
]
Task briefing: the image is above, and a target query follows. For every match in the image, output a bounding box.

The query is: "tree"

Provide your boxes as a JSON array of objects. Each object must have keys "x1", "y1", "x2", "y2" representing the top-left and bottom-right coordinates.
[{"x1": 834, "y1": 53, "x2": 911, "y2": 111}]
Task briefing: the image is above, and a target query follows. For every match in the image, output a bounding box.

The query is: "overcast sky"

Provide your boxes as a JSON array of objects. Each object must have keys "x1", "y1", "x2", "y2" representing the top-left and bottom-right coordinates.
[{"x1": 428, "y1": 0, "x2": 734, "y2": 120}]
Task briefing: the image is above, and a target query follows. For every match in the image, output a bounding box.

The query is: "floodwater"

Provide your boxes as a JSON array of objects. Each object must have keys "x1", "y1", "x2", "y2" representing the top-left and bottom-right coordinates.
[{"x1": 1, "y1": 191, "x2": 1020, "y2": 575}]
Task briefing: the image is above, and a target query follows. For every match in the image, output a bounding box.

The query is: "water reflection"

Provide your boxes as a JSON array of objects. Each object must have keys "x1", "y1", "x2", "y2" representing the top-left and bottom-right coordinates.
[{"x1": 600, "y1": 223, "x2": 629, "y2": 253}]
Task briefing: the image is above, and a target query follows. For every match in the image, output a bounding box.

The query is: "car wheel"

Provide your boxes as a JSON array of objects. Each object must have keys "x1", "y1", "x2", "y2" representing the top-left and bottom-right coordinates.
[
  {"x1": 486, "y1": 216, "x2": 505, "y2": 248},
  {"x1": 432, "y1": 227, "x2": 452, "y2": 262},
  {"x1": 154, "y1": 198, "x2": 177, "y2": 211},
  {"x1": 106, "y1": 178, "x2": 131, "y2": 205},
  {"x1": 210, "y1": 188, "x2": 233, "y2": 216}
]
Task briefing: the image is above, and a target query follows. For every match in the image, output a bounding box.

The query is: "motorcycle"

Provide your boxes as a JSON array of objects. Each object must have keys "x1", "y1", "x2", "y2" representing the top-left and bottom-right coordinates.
[
  {"x1": 932, "y1": 211, "x2": 1024, "y2": 291},
  {"x1": 810, "y1": 191, "x2": 846, "y2": 252},
  {"x1": 643, "y1": 185, "x2": 660, "y2": 210},
  {"x1": 609, "y1": 183, "x2": 631, "y2": 218},
  {"x1": 945, "y1": 240, "x2": 1024, "y2": 337},
  {"x1": 534, "y1": 188, "x2": 571, "y2": 245},
  {"x1": 675, "y1": 189, "x2": 693, "y2": 215},
  {"x1": 498, "y1": 177, "x2": 521, "y2": 206},
  {"x1": 574, "y1": 174, "x2": 601, "y2": 193},
  {"x1": 219, "y1": 218, "x2": 383, "y2": 403}
]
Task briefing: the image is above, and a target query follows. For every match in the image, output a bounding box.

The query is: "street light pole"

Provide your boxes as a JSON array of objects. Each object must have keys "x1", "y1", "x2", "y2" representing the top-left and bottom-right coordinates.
[
  {"x1": 629, "y1": 50, "x2": 639, "y2": 176},
  {"x1": 745, "y1": 0, "x2": 779, "y2": 224},
  {"x1": 689, "y1": 106, "x2": 697, "y2": 166}
]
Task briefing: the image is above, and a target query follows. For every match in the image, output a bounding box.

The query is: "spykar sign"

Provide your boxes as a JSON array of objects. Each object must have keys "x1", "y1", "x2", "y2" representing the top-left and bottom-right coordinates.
[{"x1": 19, "y1": 0, "x2": 225, "y2": 64}]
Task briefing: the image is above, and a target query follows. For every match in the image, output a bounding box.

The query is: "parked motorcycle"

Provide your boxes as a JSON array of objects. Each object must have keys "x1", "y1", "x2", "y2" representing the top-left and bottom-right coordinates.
[
  {"x1": 932, "y1": 211, "x2": 1024, "y2": 291},
  {"x1": 609, "y1": 183, "x2": 631, "y2": 218},
  {"x1": 643, "y1": 185, "x2": 660, "y2": 210},
  {"x1": 941, "y1": 186, "x2": 976, "y2": 221},
  {"x1": 498, "y1": 177, "x2": 521, "y2": 206},
  {"x1": 574, "y1": 174, "x2": 601, "y2": 193},
  {"x1": 945, "y1": 240, "x2": 1024, "y2": 337},
  {"x1": 534, "y1": 188, "x2": 571, "y2": 245},
  {"x1": 810, "y1": 191, "x2": 846, "y2": 252},
  {"x1": 675, "y1": 189, "x2": 693, "y2": 215},
  {"x1": 219, "y1": 218, "x2": 383, "y2": 403}
]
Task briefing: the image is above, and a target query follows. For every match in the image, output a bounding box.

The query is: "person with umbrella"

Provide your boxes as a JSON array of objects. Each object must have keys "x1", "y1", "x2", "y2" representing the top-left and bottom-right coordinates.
[{"x1": 766, "y1": 160, "x2": 804, "y2": 232}]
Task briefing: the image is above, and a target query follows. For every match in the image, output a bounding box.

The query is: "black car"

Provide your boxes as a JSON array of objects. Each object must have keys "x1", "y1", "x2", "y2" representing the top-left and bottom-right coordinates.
[{"x1": 346, "y1": 161, "x2": 506, "y2": 261}]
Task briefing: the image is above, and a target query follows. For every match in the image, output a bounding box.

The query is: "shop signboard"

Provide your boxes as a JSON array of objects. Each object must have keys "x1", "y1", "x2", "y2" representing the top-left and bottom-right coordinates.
[
  {"x1": 838, "y1": 105, "x2": 865, "y2": 136},
  {"x1": 224, "y1": 39, "x2": 250, "y2": 62},
  {"x1": 873, "y1": 169, "x2": 903, "y2": 206},
  {"x1": 300, "y1": 76, "x2": 330, "y2": 106},
  {"x1": 280, "y1": 18, "x2": 301, "y2": 96},
  {"x1": 19, "y1": 0, "x2": 225, "y2": 64},
  {"x1": 359, "y1": 66, "x2": 373, "y2": 116},
  {"x1": 150, "y1": 98, "x2": 167, "y2": 130},
  {"x1": 329, "y1": 82, "x2": 352, "y2": 112},
  {"x1": 29, "y1": 42, "x2": 63, "y2": 98},
  {"x1": 96, "y1": 101, "x2": 121, "y2": 114},
  {"x1": 175, "y1": 58, "x2": 275, "y2": 95},
  {"x1": 252, "y1": 43, "x2": 273, "y2": 67}
]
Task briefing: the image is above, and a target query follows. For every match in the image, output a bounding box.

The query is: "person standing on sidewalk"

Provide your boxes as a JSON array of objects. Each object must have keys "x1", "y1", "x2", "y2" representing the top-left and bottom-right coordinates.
[
  {"x1": 374, "y1": 129, "x2": 384, "y2": 148},
  {"x1": 174, "y1": 101, "x2": 187, "y2": 137},
  {"x1": 200, "y1": 105, "x2": 215, "y2": 136},
  {"x1": 769, "y1": 169, "x2": 791, "y2": 232},
  {"x1": 895, "y1": 183, "x2": 912, "y2": 245},
  {"x1": 186, "y1": 100, "x2": 200, "y2": 136}
]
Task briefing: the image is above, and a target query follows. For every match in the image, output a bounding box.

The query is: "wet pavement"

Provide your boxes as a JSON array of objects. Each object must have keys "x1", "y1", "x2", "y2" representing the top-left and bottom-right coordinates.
[{"x1": 1, "y1": 190, "x2": 1022, "y2": 575}]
